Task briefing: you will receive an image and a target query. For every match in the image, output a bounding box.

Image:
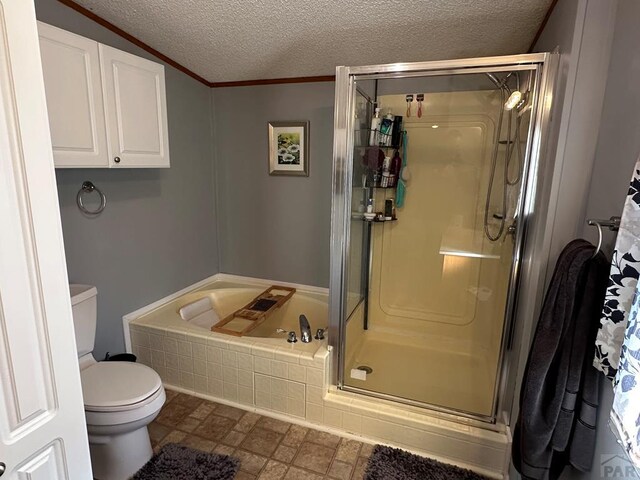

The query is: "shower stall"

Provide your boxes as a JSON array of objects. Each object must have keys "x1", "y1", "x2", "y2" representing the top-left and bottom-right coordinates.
[{"x1": 329, "y1": 53, "x2": 557, "y2": 423}]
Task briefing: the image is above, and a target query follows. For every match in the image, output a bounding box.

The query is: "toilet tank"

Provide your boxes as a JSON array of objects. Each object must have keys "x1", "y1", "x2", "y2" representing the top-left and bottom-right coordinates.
[{"x1": 69, "y1": 284, "x2": 98, "y2": 358}]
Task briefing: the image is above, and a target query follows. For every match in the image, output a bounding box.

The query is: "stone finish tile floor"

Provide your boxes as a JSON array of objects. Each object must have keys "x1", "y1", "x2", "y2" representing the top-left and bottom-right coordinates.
[{"x1": 150, "y1": 389, "x2": 373, "y2": 479}]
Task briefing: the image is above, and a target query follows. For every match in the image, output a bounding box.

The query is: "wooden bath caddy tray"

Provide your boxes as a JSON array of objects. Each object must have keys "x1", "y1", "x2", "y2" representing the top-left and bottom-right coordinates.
[{"x1": 211, "y1": 285, "x2": 296, "y2": 336}]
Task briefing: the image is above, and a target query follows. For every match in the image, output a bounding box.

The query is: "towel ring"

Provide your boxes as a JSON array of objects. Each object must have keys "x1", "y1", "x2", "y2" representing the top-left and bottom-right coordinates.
[
  {"x1": 76, "y1": 181, "x2": 106, "y2": 215},
  {"x1": 591, "y1": 221, "x2": 603, "y2": 259},
  {"x1": 587, "y1": 215, "x2": 621, "y2": 259}
]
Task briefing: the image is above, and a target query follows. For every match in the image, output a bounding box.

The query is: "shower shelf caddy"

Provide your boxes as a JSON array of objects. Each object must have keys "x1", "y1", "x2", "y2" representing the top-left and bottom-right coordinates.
[{"x1": 356, "y1": 129, "x2": 405, "y2": 224}]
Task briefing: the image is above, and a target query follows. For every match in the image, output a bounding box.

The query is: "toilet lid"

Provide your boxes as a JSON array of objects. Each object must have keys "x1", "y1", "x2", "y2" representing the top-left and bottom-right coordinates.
[{"x1": 81, "y1": 362, "x2": 162, "y2": 409}]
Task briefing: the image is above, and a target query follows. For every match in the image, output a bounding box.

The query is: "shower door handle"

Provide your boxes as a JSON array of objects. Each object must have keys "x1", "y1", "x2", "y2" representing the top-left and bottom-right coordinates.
[{"x1": 504, "y1": 216, "x2": 522, "y2": 350}]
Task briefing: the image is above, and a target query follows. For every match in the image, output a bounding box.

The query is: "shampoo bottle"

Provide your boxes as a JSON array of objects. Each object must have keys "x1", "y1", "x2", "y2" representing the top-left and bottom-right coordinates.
[
  {"x1": 391, "y1": 116, "x2": 403, "y2": 147},
  {"x1": 389, "y1": 150, "x2": 402, "y2": 187},
  {"x1": 380, "y1": 156, "x2": 391, "y2": 187},
  {"x1": 369, "y1": 108, "x2": 382, "y2": 146},
  {"x1": 384, "y1": 199, "x2": 394, "y2": 220},
  {"x1": 379, "y1": 110, "x2": 394, "y2": 146}
]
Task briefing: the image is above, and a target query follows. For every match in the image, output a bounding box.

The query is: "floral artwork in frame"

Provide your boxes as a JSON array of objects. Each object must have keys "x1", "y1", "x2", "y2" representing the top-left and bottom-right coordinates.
[{"x1": 268, "y1": 121, "x2": 309, "y2": 176}]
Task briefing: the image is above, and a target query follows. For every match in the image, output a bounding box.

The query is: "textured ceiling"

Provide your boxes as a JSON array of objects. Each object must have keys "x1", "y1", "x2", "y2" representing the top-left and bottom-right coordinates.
[{"x1": 71, "y1": 0, "x2": 553, "y2": 84}]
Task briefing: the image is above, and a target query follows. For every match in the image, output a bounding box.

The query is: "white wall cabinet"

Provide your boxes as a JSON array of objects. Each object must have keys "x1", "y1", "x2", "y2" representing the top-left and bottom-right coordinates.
[
  {"x1": 38, "y1": 22, "x2": 109, "y2": 168},
  {"x1": 99, "y1": 45, "x2": 170, "y2": 168},
  {"x1": 38, "y1": 22, "x2": 170, "y2": 168}
]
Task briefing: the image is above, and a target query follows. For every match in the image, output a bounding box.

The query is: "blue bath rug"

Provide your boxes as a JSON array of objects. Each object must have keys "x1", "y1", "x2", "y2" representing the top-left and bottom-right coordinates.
[
  {"x1": 132, "y1": 443, "x2": 239, "y2": 480},
  {"x1": 365, "y1": 445, "x2": 489, "y2": 479}
]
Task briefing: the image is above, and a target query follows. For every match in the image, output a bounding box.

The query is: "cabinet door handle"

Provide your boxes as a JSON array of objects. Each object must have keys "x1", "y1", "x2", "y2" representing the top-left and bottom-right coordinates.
[{"x1": 114, "y1": 156, "x2": 121, "y2": 163}]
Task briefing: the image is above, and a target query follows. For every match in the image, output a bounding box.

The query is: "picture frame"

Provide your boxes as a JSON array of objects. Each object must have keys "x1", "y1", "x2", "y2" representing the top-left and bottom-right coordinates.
[{"x1": 268, "y1": 121, "x2": 309, "y2": 176}]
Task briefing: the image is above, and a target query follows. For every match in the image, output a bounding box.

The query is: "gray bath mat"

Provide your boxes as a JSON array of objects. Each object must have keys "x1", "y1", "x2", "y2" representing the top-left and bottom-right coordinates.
[
  {"x1": 132, "y1": 443, "x2": 239, "y2": 480},
  {"x1": 365, "y1": 445, "x2": 489, "y2": 480}
]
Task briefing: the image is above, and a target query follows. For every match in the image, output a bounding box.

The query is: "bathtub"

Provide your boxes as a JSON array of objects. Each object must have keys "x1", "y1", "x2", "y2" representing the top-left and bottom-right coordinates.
[
  {"x1": 127, "y1": 277, "x2": 329, "y2": 351},
  {"x1": 126, "y1": 276, "x2": 330, "y2": 385},
  {"x1": 126, "y1": 275, "x2": 330, "y2": 418},
  {"x1": 177, "y1": 287, "x2": 328, "y2": 339}
]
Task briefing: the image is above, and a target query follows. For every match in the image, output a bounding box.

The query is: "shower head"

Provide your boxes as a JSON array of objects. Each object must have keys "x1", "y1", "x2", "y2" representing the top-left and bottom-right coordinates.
[
  {"x1": 505, "y1": 90, "x2": 523, "y2": 110},
  {"x1": 486, "y1": 72, "x2": 527, "y2": 111}
]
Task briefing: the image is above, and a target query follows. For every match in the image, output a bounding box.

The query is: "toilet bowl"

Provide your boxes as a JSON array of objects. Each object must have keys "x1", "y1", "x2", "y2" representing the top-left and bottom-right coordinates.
[{"x1": 70, "y1": 284, "x2": 165, "y2": 480}]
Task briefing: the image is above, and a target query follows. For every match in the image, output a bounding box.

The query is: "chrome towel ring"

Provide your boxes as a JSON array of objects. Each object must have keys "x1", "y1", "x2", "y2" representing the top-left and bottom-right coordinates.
[
  {"x1": 587, "y1": 216, "x2": 620, "y2": 259},
  {"x1": 76, "y1": 181, "x2": 106, "y2": 215},
  {"x1": 590, "y1": 221, "x2": 604, "y2": 260}
]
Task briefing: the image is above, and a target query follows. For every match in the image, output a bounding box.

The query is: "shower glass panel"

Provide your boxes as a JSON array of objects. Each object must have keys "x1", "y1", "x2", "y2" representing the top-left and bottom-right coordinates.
[
  {"x1": 333, "y1": 59, "x2": 547, "y2": 420},
  {"x1": 345, "y1": 87, "x2": 374, "y2": 318}
]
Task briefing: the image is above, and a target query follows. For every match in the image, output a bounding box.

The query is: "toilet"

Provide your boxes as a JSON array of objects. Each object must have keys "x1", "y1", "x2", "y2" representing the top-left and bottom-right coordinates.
[{"x1": 70, "y1": 284, "x2": 166, "y2": 480}]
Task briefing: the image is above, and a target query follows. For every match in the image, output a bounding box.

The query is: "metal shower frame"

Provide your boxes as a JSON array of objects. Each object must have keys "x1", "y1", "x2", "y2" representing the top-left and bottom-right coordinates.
[{"x1": 328, "y1": 53, "x2": 559, "y2": 424}]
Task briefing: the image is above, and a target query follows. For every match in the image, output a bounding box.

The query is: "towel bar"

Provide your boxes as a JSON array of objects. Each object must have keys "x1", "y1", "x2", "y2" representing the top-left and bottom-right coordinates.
[{"x1": 587, "y1": 216, "x2": 620, "y2": 231}]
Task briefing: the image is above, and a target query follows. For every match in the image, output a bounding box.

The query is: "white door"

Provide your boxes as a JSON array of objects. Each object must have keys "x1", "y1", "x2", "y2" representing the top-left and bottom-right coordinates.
[
  {"x1": 0, "y1": 1, "x2": 92, "y2": 479},
  {"x1": 38, "y1": 22, "x2": 109, "y2": 168},
  {"x1": 100, "y1": 44, "x2": 170, "y2": 168}
]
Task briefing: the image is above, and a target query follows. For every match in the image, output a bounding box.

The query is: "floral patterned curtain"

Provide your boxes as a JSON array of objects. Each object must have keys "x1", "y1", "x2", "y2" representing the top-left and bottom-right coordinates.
[
  {"x1": 611, "y1": 288, "x2": 640, "y2": 470},
  {"x1": 594, "y1": 160, "x2": 640, "y2": 379},
  {"x1": 594, "y1": 158, "x2": 640, "y2": 469}
]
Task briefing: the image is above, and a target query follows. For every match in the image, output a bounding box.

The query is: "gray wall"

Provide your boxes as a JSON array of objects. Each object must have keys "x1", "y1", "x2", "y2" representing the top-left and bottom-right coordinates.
[
  {"x1": 582, "y1": 0, "x2": 640, "y2": 239},
  {"x1": 570, "y1": 1, "x2": 640, "y2": 476},
  {"x1": 534, "y1": 0, "x2": 616, "y2": 281},
  {"x1": 35, "y1": 0, "x2": 219, "y2": 359},
  {"x1": 213, "y1": 83, "x2": 334, "y2": 287}
]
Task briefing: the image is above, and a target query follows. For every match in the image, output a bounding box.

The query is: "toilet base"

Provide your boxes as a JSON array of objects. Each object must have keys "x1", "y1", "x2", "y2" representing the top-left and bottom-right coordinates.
[{"x1": 89, "y1": 425, "x2": 153, "y2": 480}]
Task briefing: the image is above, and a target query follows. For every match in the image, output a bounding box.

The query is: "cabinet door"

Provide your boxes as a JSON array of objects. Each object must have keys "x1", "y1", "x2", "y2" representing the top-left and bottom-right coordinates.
[
  {"x1": 99, "y1": 44, "x2": 170, "y2": 168},
  {"x1": 38, "y1": 22, "x2": 109, "y2": 168}
]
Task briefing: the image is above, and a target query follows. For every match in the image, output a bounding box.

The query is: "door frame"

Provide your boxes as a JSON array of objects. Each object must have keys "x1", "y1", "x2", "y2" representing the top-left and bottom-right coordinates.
[{"x1": 328, "y1": 53, "x2": 559, "y2": 424}]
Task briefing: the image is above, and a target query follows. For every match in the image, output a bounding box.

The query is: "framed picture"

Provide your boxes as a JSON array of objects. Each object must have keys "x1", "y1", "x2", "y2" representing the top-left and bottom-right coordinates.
[{"x1": 268, "y1": 121, "x2": 309, "y2": 176}]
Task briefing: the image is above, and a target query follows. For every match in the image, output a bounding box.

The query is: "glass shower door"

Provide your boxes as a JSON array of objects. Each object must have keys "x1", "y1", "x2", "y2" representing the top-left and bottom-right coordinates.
[
  {"x1": 344, "y1": 88, "x2": 373, "y2": 320},
  {"x1": 332, "y1": 62, "x2": 547, "y2": 420}
]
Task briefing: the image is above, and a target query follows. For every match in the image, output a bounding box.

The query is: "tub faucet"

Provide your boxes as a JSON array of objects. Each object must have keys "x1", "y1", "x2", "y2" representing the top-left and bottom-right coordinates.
[
  {"x1": 299, "y1": 315, "x2": 312, "y2": 343},
  {"x1": 315, "y1": 327, "x2": 328, "y2": 340}
]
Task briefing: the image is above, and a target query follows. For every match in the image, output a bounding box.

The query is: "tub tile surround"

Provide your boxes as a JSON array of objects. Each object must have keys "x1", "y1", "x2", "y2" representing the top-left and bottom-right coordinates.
[{"x1": 126, "y1": 274, "x2": 510, "y2": 478}]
